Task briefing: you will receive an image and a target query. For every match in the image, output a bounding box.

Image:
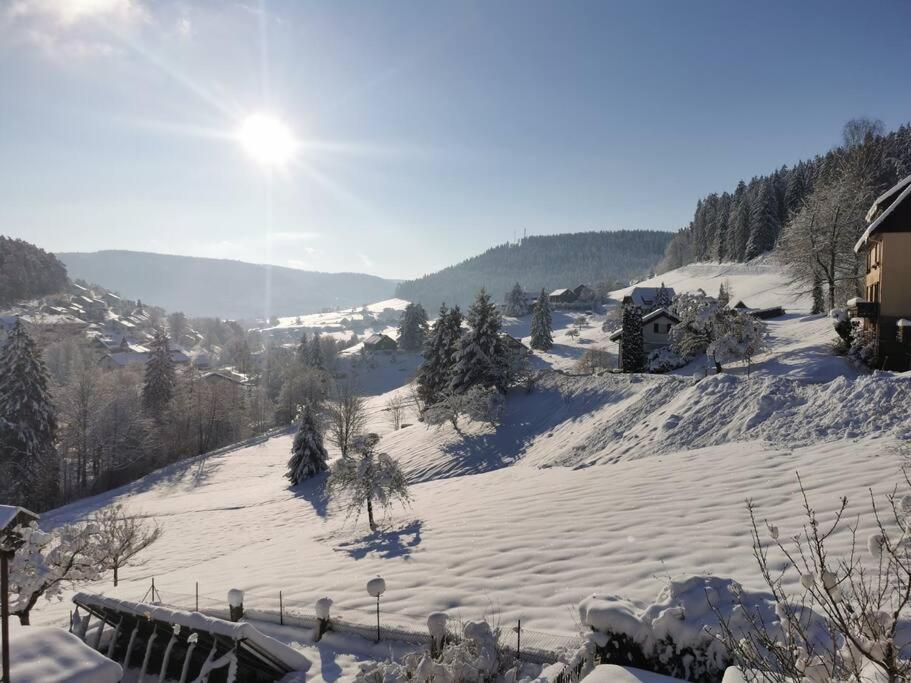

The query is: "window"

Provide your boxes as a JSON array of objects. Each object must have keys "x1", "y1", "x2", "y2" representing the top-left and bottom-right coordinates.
[
  {"x1": 666, "y1": 323, "x2": 673, "y2": 333},
  {"x1": 653, "y1": 323, "x2": 660, "y2": 333}
]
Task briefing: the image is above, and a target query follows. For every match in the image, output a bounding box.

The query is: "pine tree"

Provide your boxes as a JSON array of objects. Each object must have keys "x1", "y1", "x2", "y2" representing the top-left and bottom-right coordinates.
[
  {"x1": 655, "y1": 282, "x2": 673, "y2": 310},
  {"x1": 397, "y1": 303, "x2": 429, "y2": 352},
  {"x1": 0, "y1": 319, "x2": 58, "y2": 510},
  {"x1": 620, "y1": 304, "x2": 645, "y2": 373},
  {"x1": 286, "y1": 403, "x2": 329, "y2": 485},
  {"x1": 296, "y1": 332, "x2": 309, "y2": 365},
  {"x1": 142, "y1": 328, "x2": 176, "y2": 419},
  {"x1": 812, "y1": 273, "x2": 825, "y2": 315},
  {"x1": 450, "y1": 290, "x2": 507, "y2": 394},
  {"x1": 309, "y1": 331, "x2": 324, "y2": 369},
  {"x1": 745, "y1": 182, "x2": 780, "y2": 259},
  {"x1": 717, "y1": 283, "x2": 730, "y2": 308},
  {"x1": 504, "y1": 283, "x2": 528, "y2": 317},
  {"x1": 529, "y1": 289, "x2": 553, "y2": 351},
  {"x1": 416, "y1": 305, "x2": 464, "y2": 406}
]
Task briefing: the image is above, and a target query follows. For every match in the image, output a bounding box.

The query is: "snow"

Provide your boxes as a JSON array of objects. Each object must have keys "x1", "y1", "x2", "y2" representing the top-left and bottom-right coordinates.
[
  {"x1": 0, "y1": 622, "x2": 122, "y2": 683},
  {"x1": 855, "y1": 174, "x2": 911, "y2": 251},
  {"x1": 20, "y1": 259, "x2": 911, "y2": 681},
  {"x1": 581, "y1": 665, "x2": 684, "y2": 683}
]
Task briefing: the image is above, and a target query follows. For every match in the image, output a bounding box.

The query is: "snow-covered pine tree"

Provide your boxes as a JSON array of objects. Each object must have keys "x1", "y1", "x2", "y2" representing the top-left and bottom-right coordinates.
[
  {"x1": 745, "y1": 182, "x2": 780, "y2": 259},
  {"x1": 620, "y1": 304, "x2": 645, "y2": 373},
  {"x1": 717, "y1": 282, "x2": 730, "y2": 308},
  {"x1": 297, "y1": 332, "x2": 310, "y2": 365},
  {"x1": 0, "y1": 318, "x2": 59, "y2": 510},
  {"x1": 655, "y1": 282, "x2": 673, "y2": 310},
  {"x1": 397, "y1": 303, "x2": 429, "y2": 352},
  {"x1": 309, "y1": 331, "x2": 324, "y2": 369},
  {"x1": 812, "y1": 273, "x2": 825, "y2": 315},
  {"x1": 449, "y1": 290, "x2": 507, "y2": 394},
  {"x1": 142, "y1": 329, "x2": 176, "y2": 419},
  {"x1": 416, "y1": 303, "x2": 450, "y2": 406},
  {"x1": 286, "y1": 403, "x2": 329, "y2": 485},
  {"x1": 503, "y1": 283, "x2": 528, "y2": 317},
  {"x1": 529, "y1": 289, "x2": 553, "y2": 351}
]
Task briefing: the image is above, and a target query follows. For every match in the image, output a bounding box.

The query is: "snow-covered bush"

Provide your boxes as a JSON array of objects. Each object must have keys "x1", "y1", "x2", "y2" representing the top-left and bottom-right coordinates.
[
  {"x1": 848, "y1": 326, "x2": 877, "y2": 368},
  {"x1": 577, "y1": 575, "x2": 825, "y2": 683},
  {"x1": 706, "y1": 311, "x2": 768, "y2": 374},
  {"x1": 575, "y1": 349, "x2": 613, "y2": 374},
  {"x1": 353, "y1": 619, "x2": 512, "y2": 683},
  {"x1": 423, "y1": 386, "x2": 504, "y2": 430},
  {"x1": 646, "y1": 347, "x2": 687, "y2": 374},
  {"x1": 715, "y1": 474, "x2": 911, "y2": 682}
]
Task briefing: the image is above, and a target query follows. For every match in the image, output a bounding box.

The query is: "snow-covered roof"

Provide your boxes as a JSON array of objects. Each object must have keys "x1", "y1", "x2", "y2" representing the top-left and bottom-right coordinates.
[
  {"x1": 0, "y1": 504, "x2": 38, "y2": 532},
  {"x1": 72, "y1": 593, "x2": 311, "y2": 674},
  {"x1": 865, "y1": 174, "x2": 911, "y2": 222},
  {"x1": 625, "y1": 286, "x2": 676, "y2": 308},
  {"x1": 549, "y1": 288, "x2": 572, "y2": 296},
  {"x1": 609, "y1": 328, "x2": 623, "y2": 342},
  {"x1": 855, "y1": 175, "x2": 911, "y2": 252},
  {"x1": 1, "y1": 624, "x2": 122, "y2": 683},
  {"x1": 641, "y1": 308, "x2": 680, "y2": 324},
  {"x1": 364, "y1": 333, "x2": 396, "y2": 345}
]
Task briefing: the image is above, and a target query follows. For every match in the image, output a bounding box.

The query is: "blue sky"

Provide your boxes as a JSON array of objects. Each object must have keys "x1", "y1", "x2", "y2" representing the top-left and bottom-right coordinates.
[{"x1": 1, "y1": 1, "x2": 909, "y2": 279}]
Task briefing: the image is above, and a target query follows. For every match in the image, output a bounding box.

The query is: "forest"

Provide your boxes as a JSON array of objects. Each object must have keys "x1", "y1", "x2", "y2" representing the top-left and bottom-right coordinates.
[
  {"x1": 0, "y1": 236, "x2": 69, "y2": 307},
  {"x1": 395, "y1": 230, "x2": 673, "y2": 312}
]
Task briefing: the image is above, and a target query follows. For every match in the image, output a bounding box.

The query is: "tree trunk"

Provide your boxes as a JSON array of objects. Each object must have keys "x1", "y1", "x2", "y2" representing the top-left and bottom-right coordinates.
[
  {"x1": 367, "y1": 496, "x2": 376, "y2": 531},
  {"x1": 113, "y1": 565, "x2": 119, "y2": 587}
]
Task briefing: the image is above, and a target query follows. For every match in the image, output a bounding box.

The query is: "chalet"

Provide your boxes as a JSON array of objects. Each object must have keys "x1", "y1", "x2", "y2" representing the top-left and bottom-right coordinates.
[
  {"x1": 623, "y1": 285, "x2": 676, "y2": 313},
  {"x1": 609, "y1": 307, "x2": 680, "y2": 367},
  {"x1": 549, "y1": 288, "x2": 578, "y2": 305},
  {"x1": 363, "y1": 333, "x2": 398, "y2": 352},
  {"x1": 573, "y1": 284, "x2": 595, "y2": 302},
  {"x1": 850, "y1": 174, "x2": 911, "y2": 370},
  {"x1": 501, "y1": 334, "x2": 530, "y2": 358},
  {"x1": 730, "y1": 300, "x2": 785, "y2": 320}
]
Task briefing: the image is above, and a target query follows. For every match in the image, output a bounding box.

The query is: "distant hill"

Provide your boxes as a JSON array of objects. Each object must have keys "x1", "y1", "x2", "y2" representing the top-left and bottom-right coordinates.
[
  {"x1": 395, "y1": 230, "x2": 673, "y2": 311},
  {"x1": 57, "y1": 251, "x2": 398, "y2": 320},
  {"x1": 0, "y1": 236, "x2": 69, "y2": 307}
]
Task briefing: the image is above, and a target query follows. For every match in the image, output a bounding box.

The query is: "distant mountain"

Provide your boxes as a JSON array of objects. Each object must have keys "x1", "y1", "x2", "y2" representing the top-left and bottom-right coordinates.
[
  {"x1": 57, "y1": 251, "x2": 399, "y2": 320},
  {"x1": 395, "y1": 230, "x2": 674, "y2": 311}
]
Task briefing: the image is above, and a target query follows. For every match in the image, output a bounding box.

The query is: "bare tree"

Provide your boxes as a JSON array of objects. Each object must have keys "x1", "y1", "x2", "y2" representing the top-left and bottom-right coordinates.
[
  {"x1": 385, "y1": 395, "x2": 406, "y2": 430},
  {"x1": 93, "y1": 504, "x2": 162, "y2": 586},
  {"x1": 325, "y1": 380, "x2": 367, "y2": 458}
]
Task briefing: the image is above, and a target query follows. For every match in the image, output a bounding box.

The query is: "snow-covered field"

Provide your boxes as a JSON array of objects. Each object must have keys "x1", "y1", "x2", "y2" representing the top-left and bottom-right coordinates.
[{"x1": 29, "y1": 261, "x2": 911, "y2": 681}]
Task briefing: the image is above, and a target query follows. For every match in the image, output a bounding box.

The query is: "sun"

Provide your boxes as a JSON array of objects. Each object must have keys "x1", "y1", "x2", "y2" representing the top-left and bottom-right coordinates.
[{"x1": 237, "y1": 113, "x2": 298, "y2": 166}]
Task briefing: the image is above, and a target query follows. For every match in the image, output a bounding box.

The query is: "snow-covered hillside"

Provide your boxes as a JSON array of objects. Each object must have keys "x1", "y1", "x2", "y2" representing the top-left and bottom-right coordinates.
[{"x1": 30, "y1": 260, "x2": 911, "y2": 681}]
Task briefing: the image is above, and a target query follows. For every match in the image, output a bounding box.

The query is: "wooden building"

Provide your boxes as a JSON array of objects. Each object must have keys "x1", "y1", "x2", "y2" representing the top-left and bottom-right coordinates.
[{"x1": 851, "y1": 174, "x2": 911, "y2": 370}]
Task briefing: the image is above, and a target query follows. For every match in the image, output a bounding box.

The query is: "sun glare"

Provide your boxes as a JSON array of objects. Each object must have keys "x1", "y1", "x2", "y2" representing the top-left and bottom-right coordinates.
[{"x1": 237, "y1": 113, "x2": 298, "y2": 166}]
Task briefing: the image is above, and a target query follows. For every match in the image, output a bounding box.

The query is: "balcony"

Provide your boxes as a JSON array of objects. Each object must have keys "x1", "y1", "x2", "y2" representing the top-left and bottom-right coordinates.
[{"x1": 847, "y1": 297, "x2": 879, "y2": 320}]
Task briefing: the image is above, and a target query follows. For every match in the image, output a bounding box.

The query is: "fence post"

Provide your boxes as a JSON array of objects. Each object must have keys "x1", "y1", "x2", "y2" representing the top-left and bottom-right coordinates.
[
  {"x1": 195, "y1": 582, "x2": 198, "y2": 613},
  {"x1": 279, "y1": 591, "x2": 284, "y2": 626},
  {"x1": 516, "y1": 619, "x2": 521, "y2": 661}
]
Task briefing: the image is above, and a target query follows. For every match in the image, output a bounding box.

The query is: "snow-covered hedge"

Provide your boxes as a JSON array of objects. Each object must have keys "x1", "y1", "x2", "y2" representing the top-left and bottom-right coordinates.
[
  {"x1": 578, "y1": 575, "x2": 826, "y2": 683},
  {"x1": 646, "y1": 348, "x2": 687, "y2": 374}
]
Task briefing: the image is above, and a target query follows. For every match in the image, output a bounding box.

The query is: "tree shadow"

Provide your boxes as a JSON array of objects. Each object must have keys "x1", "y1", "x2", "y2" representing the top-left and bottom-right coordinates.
[
  {"x1": 333, "y1": 520, "x2": 423, "y2": 560},
  {"x1": 290, "y1": 471, "x2": 331, "y2": 519}
]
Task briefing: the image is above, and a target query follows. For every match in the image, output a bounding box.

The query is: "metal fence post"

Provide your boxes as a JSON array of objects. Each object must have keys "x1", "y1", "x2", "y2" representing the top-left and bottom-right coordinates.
[
  {"x1": 516, "y1": 619, "x2": 521, "y2": 661},
  {"x1": 279, "y1": 591, "x2": 284, "y2": 626},
  {"x1": 195, "y1": 582, "x2": 199, "y2": 612}
]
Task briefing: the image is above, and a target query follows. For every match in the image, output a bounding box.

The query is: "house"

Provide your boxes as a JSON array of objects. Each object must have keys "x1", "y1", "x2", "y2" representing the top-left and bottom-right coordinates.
[
  {"x1": 609, "y1": 307, "x2": 680, "y2": 368},
  {"x1": 572, "y1": 284, "x2": 595, "y2": 302},
  {"x1": 501, "y1": 334, "x2": 530, "y2": 357},
  {"x1": 730, "y1": 300, "x2": 785, "y2": 320},
  {"x1": 850, "y1": 174, "x2": 911, "y2": 370},
  {"x1": 622, "y1": 285, "x2": 676, "y2": 313},
  {"x1": 549, "y1": 288, "x2": 578, "y2": 305},
  {"x1": 363, "y1": 333, "x2": 398, "y2": 352}
]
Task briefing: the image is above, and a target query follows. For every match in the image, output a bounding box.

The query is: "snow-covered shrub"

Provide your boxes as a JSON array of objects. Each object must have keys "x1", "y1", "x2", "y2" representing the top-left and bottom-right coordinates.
[
  {"x1": 462, "y1": 385, "x2": 505, "y2": 425},
  {"x1": 706, "y1": 311, "x2": 768, "y2": 374},
  {"x1": 646, "y1": 347, "x2": 687, "y2": 374},
  {"x1": 578, "y1": 576, "x2": 817, "y2": 682},
  {"x1": 848, "y1": 326, "x2": 877, "y2": 368},
  {"x1": 715, "y1": 475, "x2": 911, "y2": 682},
  {"x1": 830, "y1": 308, "x2": 852, "y2": 348},
  {"x1": 575, "y1": 349, "x2": 613, "y2": 374},
  {"x1": 353, "y1": 619, "x2": 511, "y2": 683}
]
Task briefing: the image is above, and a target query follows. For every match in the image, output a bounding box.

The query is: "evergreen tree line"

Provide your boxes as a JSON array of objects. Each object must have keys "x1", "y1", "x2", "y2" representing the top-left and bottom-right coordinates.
[
  {"x1": 0, "y1": 236, "x2": 69, "y2": 307},
  {"x1": 396, "y1": 230, "x2": 673, "y2": 312},
  {"x1": 658, "y1": 119, "x2": 911, "y2": 306}
]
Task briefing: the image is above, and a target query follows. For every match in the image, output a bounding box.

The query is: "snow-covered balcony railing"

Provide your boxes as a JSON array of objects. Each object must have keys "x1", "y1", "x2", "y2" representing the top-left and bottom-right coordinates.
[
  {"x1": 71, "y1": 592, "x2": 311, "y2": 682},
  {"x1": 846, "y1": 297, "x2": 878, "y2": 320}
]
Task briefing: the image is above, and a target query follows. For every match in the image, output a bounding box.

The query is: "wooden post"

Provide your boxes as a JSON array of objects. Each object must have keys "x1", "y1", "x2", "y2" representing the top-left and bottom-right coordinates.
[
  {"x1": 279, "y1": 591, "x2": 284, "y2": 626},
  {"x1": 516, "y1": 619, "x2": 521, "y2": 662},
  {"x1": 195, "y1": 582, "x2": 198, "y2": 613},
  {"x1": 376, "y1": 595, "x2": 381, "y2": 643},
  {"x1": 1, "y1": 551, "x2": 10, "y2": 683}
]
